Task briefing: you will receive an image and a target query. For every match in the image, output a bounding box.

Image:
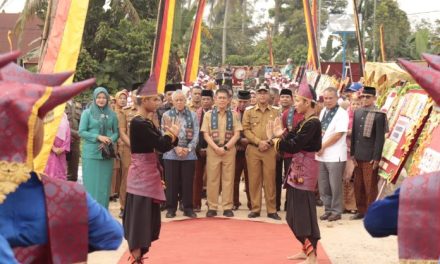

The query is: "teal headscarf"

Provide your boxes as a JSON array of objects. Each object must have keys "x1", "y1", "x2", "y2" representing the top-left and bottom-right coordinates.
[{"x1": 89, "y1": 87, "x2": 113, "y2": 134}]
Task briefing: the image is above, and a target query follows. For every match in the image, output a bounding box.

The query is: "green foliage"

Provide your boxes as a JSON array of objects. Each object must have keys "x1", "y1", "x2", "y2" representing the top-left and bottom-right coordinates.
[
  {"x1": 93, "y1": 19, "x2": 156, "y2": 93},
  {"x1": 74, "y1": 48, "x2": 99, "y2": 100},
  {"x1": 74, "y1": 0, "x2": 158, "y2": 100},
  {"x1": 408, "y1": 19, "x2": 440, "y2": 59}
]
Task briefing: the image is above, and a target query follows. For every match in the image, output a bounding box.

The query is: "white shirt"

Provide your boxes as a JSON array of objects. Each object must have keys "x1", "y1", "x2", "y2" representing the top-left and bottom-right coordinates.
[{"x1": 316, "y1": 106, "x2": 349, "y2": 162}]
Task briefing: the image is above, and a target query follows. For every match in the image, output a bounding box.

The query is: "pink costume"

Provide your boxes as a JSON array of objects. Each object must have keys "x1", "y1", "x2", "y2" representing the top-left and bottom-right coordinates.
[{"x1": 44, "y1": 113, "x2": 71, "y2": 180}]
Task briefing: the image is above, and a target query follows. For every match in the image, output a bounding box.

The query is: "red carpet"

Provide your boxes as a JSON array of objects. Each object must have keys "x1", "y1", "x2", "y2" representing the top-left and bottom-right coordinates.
[{"x1": 118, "y1": 218, "x2": 331, "y2": 264}]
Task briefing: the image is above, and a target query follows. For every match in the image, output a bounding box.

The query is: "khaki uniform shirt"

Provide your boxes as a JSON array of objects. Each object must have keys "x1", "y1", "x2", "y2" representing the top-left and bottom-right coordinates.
[
  {"x1": 187, "y1": 101, "x2": 201, "y2": 112},
  {"x1": 201, "y1": 110, "x2": 242, "y2": 146},
  {"x1": 123, "y1": 106, "x2": 138, "y2": 137},
  {"x1": 65, "y1": 101, "x2": 82, "y2": 143},
  {"x1": 242, "y1": 104, "x2": 281, "y2": 145}
]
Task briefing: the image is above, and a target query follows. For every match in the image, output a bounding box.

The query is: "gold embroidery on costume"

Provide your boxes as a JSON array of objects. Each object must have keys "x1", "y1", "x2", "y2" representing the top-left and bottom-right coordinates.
[{"x1": 0, "y1": 161, "x2": 31, "y2": 203}]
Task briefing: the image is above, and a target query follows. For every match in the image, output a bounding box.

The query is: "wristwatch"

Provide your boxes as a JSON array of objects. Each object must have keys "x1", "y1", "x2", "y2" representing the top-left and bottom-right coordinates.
[{"x1": 223, "y1": 145, "x2": 229, "y2": 151}]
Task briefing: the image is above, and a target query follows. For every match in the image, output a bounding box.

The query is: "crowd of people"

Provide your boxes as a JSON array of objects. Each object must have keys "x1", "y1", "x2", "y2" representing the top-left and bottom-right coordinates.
[{"x1": 35, "y1": 58, "x2": 386, "y2": 263}]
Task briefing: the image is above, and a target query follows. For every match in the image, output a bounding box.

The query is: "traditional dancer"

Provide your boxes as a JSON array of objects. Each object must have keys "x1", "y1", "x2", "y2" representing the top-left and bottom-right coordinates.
[
  {"x1": 267, "y1": 77, "x2": 322, "y2": 263},
  {"x1": 123, "y1": 76, "x2": 180, "y2": 263},
  {"x1": 0, "y1": 51, "x2": 123, "y2": 264}
]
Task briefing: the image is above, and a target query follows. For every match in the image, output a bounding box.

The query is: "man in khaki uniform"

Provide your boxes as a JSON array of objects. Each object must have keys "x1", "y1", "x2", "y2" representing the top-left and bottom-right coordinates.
[
  {"x1": 118, "y1": 89, "x2": 139, "y2": 218},
  {"x1": 65, "y1": 100, "x2": 82, "y2": 182},
  {"x1": 187, "y1": 85, "x2": 202, "y2": 112},
  {"x1": 201, "y1": 88, "x2": 242, "y2": 217},
  {"x1": 242, "y1": 83, "x2": 281, "y2": 220}
]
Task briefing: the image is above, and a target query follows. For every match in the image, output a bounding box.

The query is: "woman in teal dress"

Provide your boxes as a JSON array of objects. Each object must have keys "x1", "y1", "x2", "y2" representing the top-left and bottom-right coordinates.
[{"x1": 79, "y1": 87, "x2": 119, "y2": 209}]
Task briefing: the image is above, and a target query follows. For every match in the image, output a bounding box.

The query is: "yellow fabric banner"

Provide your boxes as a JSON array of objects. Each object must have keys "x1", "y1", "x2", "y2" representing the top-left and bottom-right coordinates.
[{"x1": 34, "y1": 0, "x2": 90, "y2": 172}]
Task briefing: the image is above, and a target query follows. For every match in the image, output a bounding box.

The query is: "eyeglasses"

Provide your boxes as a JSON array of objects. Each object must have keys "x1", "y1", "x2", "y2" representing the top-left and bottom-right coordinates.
[{"x1": 360, "y1": 95, "x2": 374, "y2": 99}]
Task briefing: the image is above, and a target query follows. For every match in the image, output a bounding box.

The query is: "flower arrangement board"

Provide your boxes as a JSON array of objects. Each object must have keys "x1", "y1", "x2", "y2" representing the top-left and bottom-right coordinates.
[
  {"x1": 405, "y1": 106, "x2": 440, "y2": 176},
  {"x1": 378, "y1": 88, "x2": 433, "y2": 183}
]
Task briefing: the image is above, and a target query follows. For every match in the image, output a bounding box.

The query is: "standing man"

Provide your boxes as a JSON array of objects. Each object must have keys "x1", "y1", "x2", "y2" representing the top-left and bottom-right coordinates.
[
  {"x1": 118, "y1": 88, "x2": 139, "y2": 218},
  {"x1": 279, "y1": 88, "x2": 294, "y2": 112},
  {"x1": 282, "y1": 58, "x2": 294, "y2": 79},
  {"x1": 202, "y1": 88, "x2": 242, "y2": 217},
  {"x1": 157, "y1": 83, "x2": 179, "y2": 124},
  {"x1": 269, "y1": 87, "x2": 280, "y2": 107},
  {"x1": 162, "y1": 90, "x2": 199, "y2": 218},
  {"x1": 187, "y1": 84, "x2": 202, "y2": 112},
  {"x1": 316, "y1": 87, "x2": 349, "y2": 222},
  {"x1": 350, "y1": 86, "x2": 386, "y2": 220},
  {"x1": 242, "y1": 83, "x2": 281, "y2": 220},
  {"x1": 65, "y1": 99, "x2": 82, "y2": 182},
  {"x1": 193, "y1": 89, "x2": 214, "y2": 212},
  {"x1": 223, "y1": 65, "x2": 233, "y2": 88},
  {"x1": 233, "y1": 90, "x2": 252, "y2": 210},
  {"x1": 215, "y1": 66, "x2": 224, "y2": 86}
]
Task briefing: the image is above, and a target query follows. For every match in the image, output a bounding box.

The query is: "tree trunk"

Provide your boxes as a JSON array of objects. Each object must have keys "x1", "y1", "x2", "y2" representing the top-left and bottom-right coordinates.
[
  {"x1": 222, "y1": 0, "x2": 230, "y2": 64},
  {"x1": 273, "y1": 0, "x2": 281, "y2": 35},
  {"x1": 241, "y1": 0, "x2": 246, "y2": 35}
]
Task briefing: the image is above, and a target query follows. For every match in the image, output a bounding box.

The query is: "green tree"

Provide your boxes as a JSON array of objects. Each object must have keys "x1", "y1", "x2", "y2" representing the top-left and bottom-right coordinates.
[{"x1": 360, "y1": 0, "x2": 411, "y2": 61}]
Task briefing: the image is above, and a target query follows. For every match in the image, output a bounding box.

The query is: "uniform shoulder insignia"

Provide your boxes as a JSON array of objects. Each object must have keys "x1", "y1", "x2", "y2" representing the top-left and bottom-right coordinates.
[
  {"x1": 245, "y1": 105, "x2": 255, "y2": 111},
  {"x1": 271, "y1": 105, "x2": 281, "y2": 110}
]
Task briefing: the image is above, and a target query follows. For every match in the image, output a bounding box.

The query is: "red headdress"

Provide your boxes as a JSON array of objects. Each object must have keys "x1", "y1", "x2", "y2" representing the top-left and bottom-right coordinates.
[
  {"x1": 0, "y1": 51, "x2": 95, "y2": 203},
  {"x1": 296, "y1": 74, "x2": 315, "y2": 101},
  {"x1": 398, "y1": 58, "x2": 440, "y2": 106},
  {"x1": 138, "y1": 75, "x2": 158, "y2": 96}
]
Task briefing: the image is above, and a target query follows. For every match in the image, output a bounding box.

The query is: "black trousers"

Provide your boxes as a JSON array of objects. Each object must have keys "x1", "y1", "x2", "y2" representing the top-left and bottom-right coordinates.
[
  {"x1": 67, "y1": 141, "x2": 80, "y2": 182},
  {"x1": 164, "y1": 160, "x2": 195, "y2": 213},
  {"x1": 275, "y1": 158, "x2": 293, "y2": 211}
]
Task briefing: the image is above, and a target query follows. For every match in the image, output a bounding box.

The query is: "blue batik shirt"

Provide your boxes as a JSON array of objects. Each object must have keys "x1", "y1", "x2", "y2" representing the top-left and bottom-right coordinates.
[{"x1": 161, "y1": 108, "x2": 199, "y2": 161}]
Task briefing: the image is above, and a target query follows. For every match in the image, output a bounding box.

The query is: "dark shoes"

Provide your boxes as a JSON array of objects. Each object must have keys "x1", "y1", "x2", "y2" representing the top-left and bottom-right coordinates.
[
  {"x1": 193, "y1": 206, "x2": 201, "y2": 213},
  {"x1": 206, "y1": 210, "x2": 217, "y2": 217},
  {"x1": 328, "y1": 214, "x2": 341, "y2": 221},
  {"x1": 223, "y1": 210, "x2": 234, "y2": 217},
  {"x1": 183, "y1": 210, "x2": 197, "y2": 218},
  {"x1": 248, "y1": 212, "x2": 260, "y2": 218},
  {"x1": 320, "y1": 212, "x2": 331, "y2": 220},
  {"x1": 166, "y1": 211, "x2": 176, "y2": 218},
  {"x1": 350, "y1": 213, "x2": 365, "y2": 220},
  {"x1": 267, "y1": 213, "x2": 281, "y2": 220},
  {"x1": 316, "y1": 199, "x2": 324, "y2": 207},
  {"x1": 109, "y1": 194, "x2": 118, "y2": 202}
]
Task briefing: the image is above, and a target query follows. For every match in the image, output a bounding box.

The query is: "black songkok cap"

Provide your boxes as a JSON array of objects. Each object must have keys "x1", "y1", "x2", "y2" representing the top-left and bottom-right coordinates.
[
  {"x1": 280, "y1": 88, "x2": 293, "y2": 97},
  {"x1": 362, "y1": 86, "x2": 376, "y2": 96},
  {"x1": 237, "y1": 90, "x2": 251, "y2": 100},
  {"x1": 201, "y1": 89, "x2": 214, "y2": 98},
  {"x1": 165, "y1": 83, "x2": 182, "y2": 93}
]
